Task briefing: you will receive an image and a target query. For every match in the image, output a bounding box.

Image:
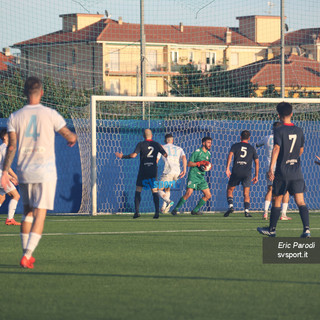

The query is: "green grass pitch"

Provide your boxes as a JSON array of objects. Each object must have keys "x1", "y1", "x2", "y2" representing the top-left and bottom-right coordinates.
[{"x1": 0, "y1": 212, "x2": 319, "y2": 320}]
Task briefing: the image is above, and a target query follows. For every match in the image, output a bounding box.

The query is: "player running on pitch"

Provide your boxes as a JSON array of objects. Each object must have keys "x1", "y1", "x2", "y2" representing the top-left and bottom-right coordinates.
[
  {"x1": 157, "y1": 133, "x2": 187, "y2": 213},
  {"x1": 256, "y1": 122, "x2": 290, "y2": 220},
  {"x1": 224, "y1": 130, "x2": 259, "y2": 218},
  {"x1": 115, "y1": 129, "x2": 167, "y2": 219},
  {"x1": 257, "y1": 102, "x2": 310, "y2": 237},
  {"x1": 171, "y1": 136, "x2": 212, "y2": 216}
]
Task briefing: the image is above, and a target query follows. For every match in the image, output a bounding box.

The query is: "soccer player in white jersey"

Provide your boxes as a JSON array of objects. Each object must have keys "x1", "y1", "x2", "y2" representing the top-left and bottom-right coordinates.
[
  {"x1": 256, "y1": 122, "x2": 290, "y2": 220},
  {"x1": 1, "y1": 76, "x2": 77, "y2": 269},
  {"x1": 0, "y1": 129, "x2": 21, "y2": 226},
  {"x1": 157, "y1": 133, "x2": 187, "y2": 213}
]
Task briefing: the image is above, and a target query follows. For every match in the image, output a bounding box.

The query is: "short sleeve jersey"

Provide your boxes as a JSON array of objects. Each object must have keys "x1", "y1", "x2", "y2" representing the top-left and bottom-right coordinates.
[
  {"x1": 256, "y1": 134, "x2": 274, "y2": 166},
  {"x1": 189, "y1": 148, "x2": 211, "y2": 176},
  {"x1": 134, "y1": 140, "x2": 166, "y2": 172},
  {"x1": 0, "y1": 143, "x2": 7, "y2": 177},
  {"x1": 230, "y1": 142, "x2": 258, "y2": 176},
  {"x1": 157, "y1": 143, "x2": 185, "y2": 175},
  {"x1": 7, "y1": 104, "x2": 67, "y2": 183},
  {"x1": 273, "y1": 123, "x2": 304, "y2": 180}
]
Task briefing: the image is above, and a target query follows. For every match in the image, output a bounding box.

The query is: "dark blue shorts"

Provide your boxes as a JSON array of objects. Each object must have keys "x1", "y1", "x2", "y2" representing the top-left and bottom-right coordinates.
[
  {"x1": 228, "y1": 173, "x2": 251, "y2": 188},
  {"x1": 272, "y1": 177, "x2": 306, "y2": 196}
]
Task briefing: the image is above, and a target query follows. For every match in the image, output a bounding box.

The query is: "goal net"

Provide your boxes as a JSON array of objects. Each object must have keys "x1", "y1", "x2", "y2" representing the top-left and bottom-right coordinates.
[{"x1": 73, "y1": 96, "x2": 320, "y2": 215}]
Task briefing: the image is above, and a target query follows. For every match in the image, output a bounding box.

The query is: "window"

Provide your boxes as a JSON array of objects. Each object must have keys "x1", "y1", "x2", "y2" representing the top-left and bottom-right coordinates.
[
  {"x1": 189, "y1": 51, "x2": 194, "y2": 62},
  {"x1": 147, "y1": 50, "x2": 157, "y2": 72},
  {"x1": 72, "y1": 49, "x2": 76, "y2": 64},
  {"x1": 110, "y1": 50, "x2": 120, "y2": 71},
  {"x1": 110, "y1": 79, "x2": 120, "y2": 95},
  {"x1": 171, "y1": 51, "x2": 179, "y2": 64},
  {"x1": 47, "y1": 51, "x2": 51, "y2": 64},
  {"x1": 231, "y1": 52, "x2": 239, "y2": 66},
  {"x1": 206, "y1": 52, "x2": 216, "y2": 66},
  {"x1": 147, "y1": 79, "x2": 157, "y2": 96}
]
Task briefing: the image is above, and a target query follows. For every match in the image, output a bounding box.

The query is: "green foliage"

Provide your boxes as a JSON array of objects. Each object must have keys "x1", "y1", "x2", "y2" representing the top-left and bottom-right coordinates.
[
  {"x1": 262, "y1": 84, "x2": 280, "y2": 97},
  {"x1": 169, "y1": 64, "x2": 257, "y2": 98},
  {"x1": 0, "y1": 71, "x2": 105, "y2": 119}
]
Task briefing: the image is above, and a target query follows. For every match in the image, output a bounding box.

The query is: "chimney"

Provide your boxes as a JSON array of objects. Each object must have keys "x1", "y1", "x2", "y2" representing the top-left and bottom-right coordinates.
[
  {"x1": 225, "y1": 27, "x2": 232, "y2": 44},
  {"x1": 118, "y1": 17, "x2": 123, "y2": 25},
  {"x1": 179, "y1": 22, "x2": 184, "y2": 32},
  {"x1": 266, "y1": 48, "x2": 274, "y2": 60},
  {"x1": 3, "y1": 47, "x2": 11, "y2": 56}
]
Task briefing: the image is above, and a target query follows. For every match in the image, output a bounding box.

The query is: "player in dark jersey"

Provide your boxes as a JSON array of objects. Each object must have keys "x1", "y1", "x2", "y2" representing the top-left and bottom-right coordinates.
[
  {"x1": 257, "y1": 102, "x2": 310, "y2": 237},
  {"x1": 224, "y1": 130, "x2": 259, "y2": 217},
  {"x1": 115, "y1": 129, "x2": 167, "y2": 219}
]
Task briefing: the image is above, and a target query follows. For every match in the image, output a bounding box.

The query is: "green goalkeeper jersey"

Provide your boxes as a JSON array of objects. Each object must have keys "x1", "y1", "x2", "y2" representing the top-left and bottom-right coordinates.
[{"x1": 188, "y1": 148, "x2": 211, "y2": 177}]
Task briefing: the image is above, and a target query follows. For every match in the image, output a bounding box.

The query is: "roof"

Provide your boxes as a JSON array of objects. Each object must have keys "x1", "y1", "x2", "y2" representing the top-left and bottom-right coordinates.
[
  {"x1": 14, "y1": 18, "x2": 261, "y2": 48},
  {"x1": 0, "y1": 53, "x2": 15, "y2": 71},
  {"x1": 272, "y1": 28, "x2": 320, "y2": 46},
  {"x1": 228, "y1": 54, "x2": 320, "y2": 87}
]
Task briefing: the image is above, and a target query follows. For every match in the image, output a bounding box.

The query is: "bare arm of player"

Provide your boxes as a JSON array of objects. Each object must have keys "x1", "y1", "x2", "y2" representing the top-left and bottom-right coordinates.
[
  {"x1": 268, "y1": 144, "x2": 280, "y2": 181},
  {"x1": 179, "y1": 155, "x2": 187, "y2": 178},
  {"x1": 225, "y1": 151, "x2": 233, "y2": 178},
  {"x1": 8, "y1": 168, "x2": 18, "y2": 186},
  {"x1": 58, "y1": 126, "x2": 77, "y2": 147},
  {"x1": 115, "y1": 152, "x2": 138, "y2": 159},
  {"x1": 252, "y1": 158, "x2": 259, "y2": 184},
  {"x1": 1, "y1": 132, "x2": 17, "y2": 189},
  {"x1": 299, "y1": 147, "x2": 304, "y2": 156}
]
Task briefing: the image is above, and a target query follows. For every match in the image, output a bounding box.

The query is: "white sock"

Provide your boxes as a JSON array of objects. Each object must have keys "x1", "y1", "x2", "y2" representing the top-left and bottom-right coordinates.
[
  {"x1": 158, "y1": 190, "x2": 171, "y2": 203},
  {"x1": 281, "y1": 203, "x2": 289, "y2": 216},
  {"x1": 8, "y1": 199, "x2": 18, "y2": 220},
  {"x1": 20, "y1": 233, "x2": 29, "y2": 253},
  {"x1": 264, "y1": 201, "x2": 271, "y2": 214},
  {"x1": 25, "y1": 232, "x2": 42, "y2": 259}
]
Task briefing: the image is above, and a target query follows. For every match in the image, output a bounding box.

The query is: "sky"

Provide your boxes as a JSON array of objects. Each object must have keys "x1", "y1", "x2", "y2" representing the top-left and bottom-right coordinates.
[{"x1": 1, "y1": 0, "x2": 320, "y2": 54}]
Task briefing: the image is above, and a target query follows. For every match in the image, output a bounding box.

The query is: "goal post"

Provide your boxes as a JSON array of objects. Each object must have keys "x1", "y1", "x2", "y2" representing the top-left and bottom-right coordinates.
[{"x1": 77, "y1": 96, "x2": 320, "y2": 215}]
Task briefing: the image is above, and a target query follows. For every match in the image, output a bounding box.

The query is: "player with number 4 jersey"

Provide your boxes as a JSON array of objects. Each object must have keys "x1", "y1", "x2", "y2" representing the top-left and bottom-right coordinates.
[{"x1": 1, "y1": 76, "x2": 77, "y2": 269}]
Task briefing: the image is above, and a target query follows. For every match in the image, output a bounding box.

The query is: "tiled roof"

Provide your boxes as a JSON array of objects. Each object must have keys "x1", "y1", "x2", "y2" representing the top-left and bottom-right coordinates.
[
  {"x1": 229, "y1": 54, "x2": 320, "y2": 87},
  {"x1": 14, "y1": 18, "x2": 261, "y2": 47},
  {"x1": 272, "y1": 28, "x2": 320, "y2": 46},
  {"x1": 0, "y1": 53, "x2": 15, "y2": 71}
]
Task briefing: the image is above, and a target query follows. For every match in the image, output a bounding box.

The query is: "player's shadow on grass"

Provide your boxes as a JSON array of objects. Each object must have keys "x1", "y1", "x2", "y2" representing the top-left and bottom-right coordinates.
[{"x1": 0, "y1": 270, "x2": 319, "y2": 286}]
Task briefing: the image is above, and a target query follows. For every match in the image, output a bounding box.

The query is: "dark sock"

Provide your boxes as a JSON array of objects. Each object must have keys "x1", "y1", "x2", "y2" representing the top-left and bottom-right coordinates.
[
  {"x1": 298, "y1": 205, "x2": 310, "y2": 231},
  {"x1": 193, "y1": 198, "x2": 206, "y2": 213},
  {"x1": 269, "y1": 207, "x2": 281, "y2": 232},
  {"x1": 174, "y1": 197, "x2": 186, "y2": 210},
  {"x1": 135, "y1": 191, "x2": 141, "y2": 214},
  {"x1": 152, "y1": 192, "x2": 160, "y2": 214},
  {"x1": 227, "y1": 197, "x2": 233, "y2": 208},
  {"x1": 244, "y1": 202, "x2": 250, "y2": 212}
]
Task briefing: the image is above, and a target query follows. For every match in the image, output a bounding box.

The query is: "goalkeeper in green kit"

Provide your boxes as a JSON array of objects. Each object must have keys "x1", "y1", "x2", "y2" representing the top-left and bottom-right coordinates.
[{"x1": 171, "y1": 137, "x2": 212, "y2": 216}]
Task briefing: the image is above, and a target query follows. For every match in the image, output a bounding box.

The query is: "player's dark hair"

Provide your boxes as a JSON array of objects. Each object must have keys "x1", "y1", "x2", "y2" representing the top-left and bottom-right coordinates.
[
  {"x1": 0, "y1": 128, "x2": 7, "y2": 141},
  {"x1": 202, "y1": 136, "x2": 212, "y2": 144},
  {"x1": 241, "y1": 130, "x2": 250, "y2": 140},
  {"x1": 273, "y1": 121, "x2": 282, "y2": 129},
  {"x1": 277, "y1": 102, "x2": 292, "y2": 117},
  {"x1": 24, "y1": 76, "x2": 42, "y2": 97},
  {"x1": 165, "y1": 133, "x2": 173, "y2": 142}
]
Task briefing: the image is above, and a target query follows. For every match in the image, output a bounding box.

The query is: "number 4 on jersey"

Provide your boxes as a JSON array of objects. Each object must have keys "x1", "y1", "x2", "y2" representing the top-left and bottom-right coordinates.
[{"x1": 25, "y1": 115, "x2": 40, "y2": 141}]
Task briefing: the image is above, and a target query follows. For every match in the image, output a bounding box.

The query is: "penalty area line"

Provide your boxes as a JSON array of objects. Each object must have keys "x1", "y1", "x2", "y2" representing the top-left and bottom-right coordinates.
[{"x1": 0, "y1": 227, "x2": 320, "y2": 237}]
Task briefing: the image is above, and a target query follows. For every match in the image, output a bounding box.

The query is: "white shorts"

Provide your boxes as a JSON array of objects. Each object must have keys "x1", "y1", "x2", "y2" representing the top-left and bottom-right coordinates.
[
  {"x1": 160, "y1": 173, "x2": 180, "y2": 183},
  {"x1": 0, "y1": 180, "x2": 16, "y2": 195},
  {"x1": 20, "y1": 181, "x2": 57, "y2": 210}
]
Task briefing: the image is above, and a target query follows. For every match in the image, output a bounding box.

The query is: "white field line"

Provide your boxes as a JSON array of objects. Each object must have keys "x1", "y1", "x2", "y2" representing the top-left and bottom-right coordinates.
[{"x1": 0, "y1": 227, "x2": 320, "y2": 237}]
